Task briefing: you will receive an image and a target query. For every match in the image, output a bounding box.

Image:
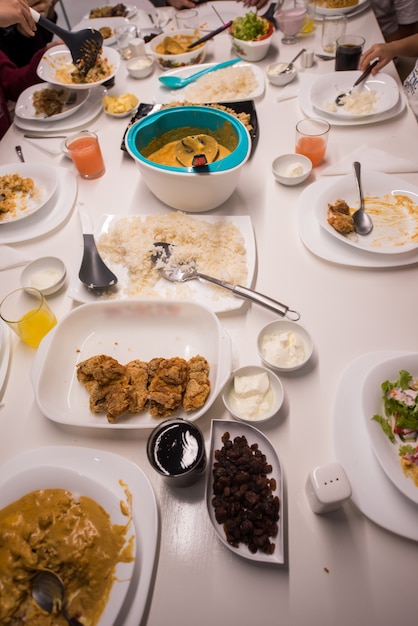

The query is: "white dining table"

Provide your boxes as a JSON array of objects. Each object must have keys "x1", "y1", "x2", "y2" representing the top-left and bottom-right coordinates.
[{"x1": 1, "y1": 2, "x2": 418, "y2": 625}]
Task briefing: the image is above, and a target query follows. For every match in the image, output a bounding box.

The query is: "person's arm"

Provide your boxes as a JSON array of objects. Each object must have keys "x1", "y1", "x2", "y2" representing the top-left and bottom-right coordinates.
[
  {"x1": 0, "y1": 0, "x2": 36, "y2": 36},
  {"x1": 359, "y1": 34, "x2": 418, "y2": 73}
]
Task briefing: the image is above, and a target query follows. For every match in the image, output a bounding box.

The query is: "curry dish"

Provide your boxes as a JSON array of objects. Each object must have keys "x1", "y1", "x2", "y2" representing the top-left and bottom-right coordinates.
[
  {"x1": 155, "y1": 34, "x2": 204, "y2": 55},
  {"x1": 0, "y1": 488, "x2": 134, "y2": 625}
]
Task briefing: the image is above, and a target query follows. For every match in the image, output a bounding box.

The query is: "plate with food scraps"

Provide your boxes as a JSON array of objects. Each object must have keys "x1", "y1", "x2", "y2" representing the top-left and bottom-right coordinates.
[
  {"x1": 310, "y1": 72, "x2": 399, "y2": 118},
  {"x1": 15, "y1": 82, "x2": 89, "y2": 121},
  {"x1": 314, "y1": 0, "x2": 369, "y2": 16},
  {"x1": 156, "y1": 62, "x2": 265, "y2": 104},
  {"x1": 361, "y1": 353, "x2": 418, "y2": 505},
  {"x1": 31, "y1": 299, "x2": 232, "y2": 429},
  {"x1": 0, "y1": 163, "x2": 58, "y2": 224},
  {"x1": 84, "y1": 3, "x2": 138, "y2": 20},
  {"x1": 314, "y1": 170, "x2": 418, "y2": 254},
  {"x1": 196, "y1": 1, "x2": 247, "y2": 30},
  {"x1": 37, "y1": 44, "x2": 119, "y2": 90},
  {"x1": 206, "y1": 419, "x2": 284, "y2": 565},
  {"x1": 72, "y1": 16, "x2": 131, "y2": 46}
]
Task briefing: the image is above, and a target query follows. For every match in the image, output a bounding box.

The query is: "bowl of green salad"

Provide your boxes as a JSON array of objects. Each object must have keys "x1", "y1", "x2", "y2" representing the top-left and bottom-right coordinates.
[{"x1": 229, "y1": 12, "x2": 274, "y2": 62}]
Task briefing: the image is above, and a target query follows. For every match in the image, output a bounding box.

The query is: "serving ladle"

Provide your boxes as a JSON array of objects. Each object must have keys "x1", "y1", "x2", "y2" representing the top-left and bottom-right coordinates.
[
  {"x1": 152, "y1": 242, "x2": 300, "y2": 320},
  {"x1": 78, "y1": 204, "x2": 118, "y2": 291},
  {"x1": 32, "y1": 570, "x2": 83, "y2": 626},
  {"x1": 158, "y1": 58, "x2": 241, "y2": 89},
  {"x1": 335, "y1": 58, "x2": 379, "y2": 105},
  {"x1": 352, "y1": 161, "x2": 373, "y2": 235}
]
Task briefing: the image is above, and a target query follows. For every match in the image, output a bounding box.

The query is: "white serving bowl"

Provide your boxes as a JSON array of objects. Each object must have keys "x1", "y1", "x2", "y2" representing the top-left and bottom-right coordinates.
[
  {"x1": 126, "y1": 55, "x2": 155, "y2": 78},
  {"x1": 272, "y1": 153, "x2": 312, "y2": 186},
  {"x1": 229, "y1": 18, "x2": 274, "y2": 62},
  {"x1": 125, "y1": 105, "x2": 251, "y2": 212},
  {"x1": 222, "y1": 365, "x2": 284, "y2": 423},
  {"x1": 266, "y1": 62, "x2": 297, "y2": 86},
  {"x1": 258, "y1": 320, "x2": 313, "y2": 372},
  {"x1": 21, "y1": 256, "x2": 66, "y2": 296},
  {"x1": 148, "y1": 29, "x2": 208, "y2": 70}
]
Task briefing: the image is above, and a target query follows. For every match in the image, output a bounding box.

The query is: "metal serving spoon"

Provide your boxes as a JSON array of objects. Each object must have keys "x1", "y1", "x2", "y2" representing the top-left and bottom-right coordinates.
[
  {"x1": 152, "y1": 242, "x2": 300, "y2": 320},
  {"x1": 352, "y1": 161, "x2": 373, "y2": 235},
  {"x1": 78, "y1": 204, "x2": 118, "y2": 290},
  {"x1": 32, "y1": 571, "x2": 83, "y2": 626},
  {"x1": 158, "y1": 58, "x2": 241, "y2": 89},
  {"x1": 335, "y1": 59, "x2": 379, "y2": 106},
  {"x1": 279, "y1": 48, "x2": 305, "y2": 74}
]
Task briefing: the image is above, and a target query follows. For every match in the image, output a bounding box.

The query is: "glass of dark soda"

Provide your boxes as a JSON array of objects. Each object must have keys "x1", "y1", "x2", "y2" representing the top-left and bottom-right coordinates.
[{"x1": 335, "y1": 35, "x2": 365, "y2": 71}]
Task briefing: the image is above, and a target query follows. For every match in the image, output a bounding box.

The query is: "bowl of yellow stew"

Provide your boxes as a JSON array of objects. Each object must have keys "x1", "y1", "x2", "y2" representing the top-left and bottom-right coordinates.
[
  {"x1": 125, "y1": 105, "x2": 251, "y2": 212},
  {"x1": 148, "y1": 29, "x2": 209, "y2": 69}
]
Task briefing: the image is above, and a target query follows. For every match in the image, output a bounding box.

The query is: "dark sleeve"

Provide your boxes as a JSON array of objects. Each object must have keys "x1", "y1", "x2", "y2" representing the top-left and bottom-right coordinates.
[
  {"x1": 0, "y1": 12, "x2": 56, "y2": 67},
  {"x1": 0, "y1": 47, "x2": 46, "y2": 103}
]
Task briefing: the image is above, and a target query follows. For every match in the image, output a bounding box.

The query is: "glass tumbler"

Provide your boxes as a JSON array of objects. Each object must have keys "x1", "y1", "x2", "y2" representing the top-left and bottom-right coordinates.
[
  {"x1": 0, "y1": 287, "x2": 57, "y2": 347},
  {"x1": 321, "y1": 14, "x2": 347, "y2": 54}
]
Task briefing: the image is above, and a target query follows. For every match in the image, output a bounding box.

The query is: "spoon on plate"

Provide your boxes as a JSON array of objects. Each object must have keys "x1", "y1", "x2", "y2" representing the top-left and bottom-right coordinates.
[
  {"x1": 78, "y1": 204, "x2": 118, "y2": 291},
  {"x1": 32, "y1": 570, "x2": 83, "y2": 626},
  {"x1": 158, "y1": 58, "x2": 241, "y2": 89},
  {"x1": 352, "y1": 161, "x2": 373, "y2": 235},
  {"x1": 335, "y1": 59, "x2": 379, "y2": 106},
  {"x1": 152, "y1": 242, "x2": 300, "y2": 320},
  {"x1": 279, "y1": 48, "x2": 306, "y2": 74}
]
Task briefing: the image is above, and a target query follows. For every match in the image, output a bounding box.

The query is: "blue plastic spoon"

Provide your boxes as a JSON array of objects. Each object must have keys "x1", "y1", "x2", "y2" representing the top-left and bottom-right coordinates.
[{"x1": 158, "y1": 58, "x2": 241, "y2": 89}]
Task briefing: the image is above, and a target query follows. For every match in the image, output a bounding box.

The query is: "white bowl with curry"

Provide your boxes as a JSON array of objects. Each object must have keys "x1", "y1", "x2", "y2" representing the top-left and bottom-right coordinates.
[{"x1": 148, "y1": 29, "x2": 209, "y2": 70}]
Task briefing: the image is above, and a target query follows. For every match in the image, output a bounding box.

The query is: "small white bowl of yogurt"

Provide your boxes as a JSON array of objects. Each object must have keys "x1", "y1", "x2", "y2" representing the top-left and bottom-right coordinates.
[
  {"x1": 257, "y1": 320, "x2": 313, "y2": 372},
  {"x1": 272, "y1": 153, "x2": 312, "y2": 186},
  {"x1": 126, "y1": 55, "x2": 154, "y2": 78},
  {"x1": 266, "y1": 61, "x2": 297, "y2": 86},
  {"x1": 21, "y1": 256, "x2": 66, "y2": 296},
  {"x1": 222, "y1": 365, "x2": 284, "y2": 424}
]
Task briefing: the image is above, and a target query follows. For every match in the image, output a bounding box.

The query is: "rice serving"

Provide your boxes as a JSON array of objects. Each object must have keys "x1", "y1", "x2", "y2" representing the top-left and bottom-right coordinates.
[
  {"x1": 324, "y1": 89, "x2": 379, "y2": 114},
  {"x1": 179, "y1": 66, "x2": 258, "y2": 103}
]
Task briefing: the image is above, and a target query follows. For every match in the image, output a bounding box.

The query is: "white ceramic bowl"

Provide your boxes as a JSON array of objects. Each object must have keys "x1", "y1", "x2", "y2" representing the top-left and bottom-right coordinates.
[
  {"x1": 21, "y1": 256, "x2": 66, "y2": 296},
  {"x1": 149, "y1": 29, "x2": 208, "y2": 70},
  {"x1": 229, "y1": 19, "x2": 274, "y2": 62},
  {"x1": 266, "y1": 62, "x2": 297, "y2": 86},
  {"x1": 272, "y1": 153, "x2": 312, "y2": 186},
  {"x1": 258, "y1": 320, "x2": 313, "y2": 372},
  {"x1": 222, "y1": 365, "x2": 284, "y2": 423},
  {"x1": 126, "y1": 55, "x2": 155, "y2": 78}
]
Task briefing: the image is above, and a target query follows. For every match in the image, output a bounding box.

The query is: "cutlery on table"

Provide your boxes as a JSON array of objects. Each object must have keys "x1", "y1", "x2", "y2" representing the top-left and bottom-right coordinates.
[
  {"x1": 315, "y1": 53, "x2": 335, "y2": 61},
  {"x1": 279, "y1": 48, "x2": 306, "y2": 74},
  {"x1": 24, "y1": 134, "x2": 67, "y2": 139},
  {"x1": 335, "y1": 59, "x2": 379, "y2": 105},
  {"x1": 78, "y1": 204, "x2": 118, "y2": 291},
  {"x1": 15, "y1": 145, "x2": 25, "y2": 162},
  {"x1": 158, "y1": 58, "x2": 241, "y2": 89},
  {"x1": 32, "y1": 570, "x2": 83, "y2": 626},
  {"x1": 187, "y1": 21, "x2": 233, "y2": 49},
  {"x1": 352, "y1": 161, "x2": 373, "y2": 235},
  {"x1": 152, "y1": 242, "x2": 300, "y2": 320}
]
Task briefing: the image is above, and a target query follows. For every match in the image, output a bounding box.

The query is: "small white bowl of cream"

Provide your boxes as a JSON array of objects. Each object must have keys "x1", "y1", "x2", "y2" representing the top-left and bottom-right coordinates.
[
  {"x1": 272, "y1": 153, "x2": 312, "y2": 186},
  {"x1": 222, "y1": 365, "x2": 284, "y2": 424},
  {"x1": 258, "y1": 320, "x2": 313, "y2": 372},
  {"x1": 21, "y1": 256, "x2": 66, "y2": 296}
]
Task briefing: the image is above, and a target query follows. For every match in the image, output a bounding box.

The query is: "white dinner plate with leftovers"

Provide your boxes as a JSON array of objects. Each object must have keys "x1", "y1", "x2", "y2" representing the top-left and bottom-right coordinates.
[
  {"x1": 197, "y1": 1, "x2": 247, "y2": 30},
  {"x1": 0, "y1": 445, "x2": 158, "y2": 626},
  {"x1": 156, "y1": 62, "x2": 265, "y2": 104},
  {"x1": 0, "y1": 163, "x2": 58, "y2": 224},
  {"x1": 361, "y1": 353, "x2": 418, "y2": 505},
  {"x1": 31, "y1": 299, "x2": 232, "y2": 429},
  {"x1": 310, "y1": 72, "x2": 399, "y2": 118},
  {"x1": 73, "y1": 16, "x2": 130, "y2": 46},
  {"x1": 15, "y1": 83, "x2": 89, "y2": 121},
  {"x1": 206, "y1": 419, "x2": 284, "y2": 564},
  {"x1": 84, "y1": 3, "x2": 138, "y2": 20},
  {"x1": 334, "y1": 351, "x2": 418, "y2": 541},
  {"x1": 315, "y1": 0, "x2": 369, "y2": 16},
  {"x1": 67, "y1": 214, "x2": 255, "y2": 314},
  {"x1": 315, "y1": 171, "x2": 418, "y2": 255},
  {"x1": 37, "y1": 45, "x2": 119, "y2": 90}
]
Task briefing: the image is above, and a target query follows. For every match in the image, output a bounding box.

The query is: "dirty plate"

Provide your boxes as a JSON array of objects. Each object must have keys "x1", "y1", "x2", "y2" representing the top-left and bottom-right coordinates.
[{"x1": 0, "y1": 163, "x2": 58, "y2": 224}]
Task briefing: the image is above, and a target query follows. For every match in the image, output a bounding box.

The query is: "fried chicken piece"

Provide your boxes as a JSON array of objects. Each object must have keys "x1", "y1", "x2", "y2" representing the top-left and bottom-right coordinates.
[
  {"x1": 327, "y1": 198, "x2": 355, "y2": 235},
  {"x1": 183, "y1": 355, "x2": 211, "y2": 411},
  {"x1": 148, "y1": 357, "x2": 188, "y2": 418},
  {"x1": 76, "y1": 354, "x2": 126, "y2": 385},
  {"x1": 125, "y1": 359, "x2": 149, "y2": 413}
]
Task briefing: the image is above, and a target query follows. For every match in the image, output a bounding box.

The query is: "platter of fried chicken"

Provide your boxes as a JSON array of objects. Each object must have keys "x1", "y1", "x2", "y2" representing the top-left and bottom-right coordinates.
[{"x1": 31, "y1": 300, "x2": 231, "y2": 429}]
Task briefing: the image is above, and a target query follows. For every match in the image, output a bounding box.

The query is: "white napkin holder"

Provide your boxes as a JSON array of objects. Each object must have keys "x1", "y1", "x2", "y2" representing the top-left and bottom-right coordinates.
[{"x1": 305, "y1": 462, "x2": 352, "y2": 514}]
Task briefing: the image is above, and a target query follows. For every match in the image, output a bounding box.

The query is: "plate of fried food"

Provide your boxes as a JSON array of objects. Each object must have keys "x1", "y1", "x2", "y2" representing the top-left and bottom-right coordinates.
[
  {"x1": 31, "y1": 299, "x2": 232, "y2": 429},
  {"x1": 15, "y1": 83, "x2": 89, "y2": 121},
  {"x1": 0, "y1": 163, "x2": 58, "y2": 224}
]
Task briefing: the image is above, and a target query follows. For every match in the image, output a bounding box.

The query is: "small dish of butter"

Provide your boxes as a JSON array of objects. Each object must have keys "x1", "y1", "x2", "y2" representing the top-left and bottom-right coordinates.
[
  {"x1": 257, "y1": 320, "x2": 313, "y2": 372},
  {"x1": 272, "y1": 153, "x2": 312, "y2": 186}
]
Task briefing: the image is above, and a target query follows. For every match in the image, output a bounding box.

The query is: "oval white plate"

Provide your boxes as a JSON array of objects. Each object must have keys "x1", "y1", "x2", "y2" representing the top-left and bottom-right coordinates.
[
  {"x1": 84, "y1": 3, "x2": 138, "y2": 20},
  {"x1": 206, "y1": 419, "x2": 284, "y2": 564},
  {"x1": 15, "y1": 83, "x2": 89, "y2": 121},
  {"x1": 73, "y1": 16, "x2": 130, "y2": 46},
  {"x1": 315, "y1": 170, "x2": 418, "y2": 255},
  {"x1": 310, "y1": 72, "x2": 399, "y2": 118},
  {"x1": 361, "y1": 353, "x2": 418, "y2": 505},
  {"x1": 0, "y1": 163, "x2": 58, "y2": 224},
  {"x1": 37, "y1": 45, "x2": 119, "y2": 90},
  {"x1": 315, "y1": 0, "x2": 368, "y2": 16}
]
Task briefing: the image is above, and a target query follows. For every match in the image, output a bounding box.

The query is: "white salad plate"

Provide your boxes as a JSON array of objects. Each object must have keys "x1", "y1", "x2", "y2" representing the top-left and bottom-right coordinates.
[
  {"x1": 37, "y1": 45, "x2": 119, "y2": 90},
  {"x1": 0, "y1": 445, "x2": 158, "y2": 626},
  {"x1": 315, "y1": 0, "x2": 369, "y2": 16},
  {"x1": 67, "y1": 214, "x2": 255, "y2": 314},
  {"x1": 310, "y1": 72, "x2": 399, "y2": 119},
  {"x1": 296, "y1": 179, "x2": 418, "y2": 268},
  {"x1": 315, "y1": 170, "x2": 418, "y2": 255},
  {"x1": 0, "y1": 166, "x2": 77, "y2": 244},
  {"x1": 362, "y1": 353, "x2": 418, "y2": 505},
  {"x1": 73, "y1": 16, "x2": 130, "y2": 46},
  {"x1": 0, "y1": 163, "x2": 58, "y2": 224},
  {"x1": 334, "y1": 352, "x2": 418, "y2": 542},
  {"x1": 31, "y1": 300, "x2": 232, "y2": 430},
  {"x1": 206, "y1": 419, "x2": 284, "y2": 564},
  {"x1": 15, "y1": 83, "x2": 89, "y2": 121},
  {"x1": 83, "y1": 3, "x2": 138, "y2": 20},
  {"x1": 156, "y1": 62, "x2": 265, "y2": 104}
]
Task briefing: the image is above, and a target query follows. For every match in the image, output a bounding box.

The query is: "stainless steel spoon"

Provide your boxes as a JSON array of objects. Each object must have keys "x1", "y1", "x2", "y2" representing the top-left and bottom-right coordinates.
[
  {"x1": 15, "y1": 145, "x2": 24, "y2": 162},
  {"x1": 32, "y1": 570, "x2": 83, "y2": 626},
  {"x1": 279, "y1": 48, "x2": 305, "y2": 74},
  {"x1": 335, "y1": 59, "x2": 379, "y2": 105},
  {"x1": 152, "y1": 242, "x2": 300, "y2": 320},
  {"x1": 352, "y1": 161, "x2": 373, "y2": 235},
  {"x1": 78, "y1": 204, "x2": 118, "y2": 290},
  {"x1": 158, "y1": 58, "x2": 241, "y2": 89}
]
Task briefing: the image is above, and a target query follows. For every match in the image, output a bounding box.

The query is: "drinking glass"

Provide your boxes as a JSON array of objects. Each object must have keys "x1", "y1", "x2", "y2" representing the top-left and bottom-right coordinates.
[
  {"x1": 275, "y1": 7, "x2": 308, "y2": 44},
  {"x1": 335, "y1": 35, "x2": 365, "y2": 71},
  {"x1": 115, "y1": 24, "x2": 138, "y2": 59},
  {"x1": 175, "y1": 9, "x2": 198, "y2": 29},
  {"x1": 295, "y1": 118, "x2": 330, "y2": 167},
  {"x1": 0, "y1": 287, "x2": 57, "y2": 347},
  {"x1": 65, "y1": 131, "x2": 105, "y2": 179},
  {"x1": 294, "y1": 0, "x2": 316, "y2": 35},
  {"x1": 321, "y1": 14, "x2": 347, "y2": 54}
]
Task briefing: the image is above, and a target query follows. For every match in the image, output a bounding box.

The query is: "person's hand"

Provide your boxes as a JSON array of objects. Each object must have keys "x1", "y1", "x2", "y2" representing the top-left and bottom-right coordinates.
[
  {"x1": 29, "y1": 0, "x2": 59, "y2": 19},
  {"x1": 0, "y1": 0, "x2": 36, "y2": 35},
  {"x1": 359, "y1": 43, "x2": 394, "y2": 74}
]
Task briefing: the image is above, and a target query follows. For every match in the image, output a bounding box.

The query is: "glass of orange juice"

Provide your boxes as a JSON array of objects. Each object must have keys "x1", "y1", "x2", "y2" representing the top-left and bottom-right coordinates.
[
  {"x1": 0, "y1": 287, "x2": 57, "y2": 348},
  {"x1": 295, "y1": 118, "x2": 330, "y2": 167},
  {"x1": 65, "y1": 131, "x2": 105, "y2": 179}
]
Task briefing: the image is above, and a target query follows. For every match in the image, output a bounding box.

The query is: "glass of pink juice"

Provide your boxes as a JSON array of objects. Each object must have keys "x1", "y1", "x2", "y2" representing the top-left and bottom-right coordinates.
[
  {"x1": 295, "y1": 118, "x2": 330, "y2": 167},
  {"x1": 65, "y1": 131, "x2": 105, "y2": 179}
]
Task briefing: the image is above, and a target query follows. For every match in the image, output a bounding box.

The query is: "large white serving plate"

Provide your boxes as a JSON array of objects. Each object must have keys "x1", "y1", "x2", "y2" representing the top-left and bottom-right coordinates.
[
  {"x1": 73, "y1": 16, "x2": 130, "y2": 45},
  {"x1": 315, "y1": 171, "x2": 418, "y2": 255},
  {"x1": 0, "y1": 163, "x2": 58, "y2": 224},
  {"x1": 334, "y1": 352, "x2": 418, "y2": 541},
  {"x1": 197, "y1": 1, "x2": 247, "y2": 30},
  {"x1": 206, "y1": 419, "x2": 284, "y2": 564},
  {"x1": 157, "y1": 62, "x2": 265, "y2": 104},
  {"x1": 83, "y1": 3, "x2": 138, "y2": 20},
  {"x1": 315, "y1": 0, "x2": 368, "y2": 16},
  {"x1": 37, "y1": 45, "x2": 119, "y2": 89},
  {"x1": 15, "y1": 83, "x2": 89, "y2": 121},
  {"x1": 32, "y1": 300, "x2": 232, "y2": 429},
  {"x1": 362, "y1": 353, "x2": 418, "y2": 505},
  {"x1": 310, "y1": 72, "x2": 399, "y2": 119},
  {"x1": 68, "y1": 214, "x2": 255, "y2": 314},
  {"x1": 0, "y1": 446, "x2": 158, "y2": 626}
]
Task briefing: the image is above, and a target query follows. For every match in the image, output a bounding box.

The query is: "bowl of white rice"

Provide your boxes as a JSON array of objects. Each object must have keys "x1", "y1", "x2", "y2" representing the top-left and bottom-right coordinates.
[{"x1": 125, "y1": 106, "x2": 251, "y2": 212}]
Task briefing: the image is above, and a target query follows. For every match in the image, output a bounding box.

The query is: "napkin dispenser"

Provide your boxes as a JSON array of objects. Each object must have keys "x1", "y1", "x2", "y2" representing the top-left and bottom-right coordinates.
[{"x1": 305, "y1": 462, "x2": 352, "y2": 514}]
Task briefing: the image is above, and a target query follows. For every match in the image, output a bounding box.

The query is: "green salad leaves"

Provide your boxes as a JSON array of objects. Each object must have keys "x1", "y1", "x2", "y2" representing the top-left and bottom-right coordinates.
[{"x1": 230, "y1": 12, "x2": 271, "y2": 41}]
